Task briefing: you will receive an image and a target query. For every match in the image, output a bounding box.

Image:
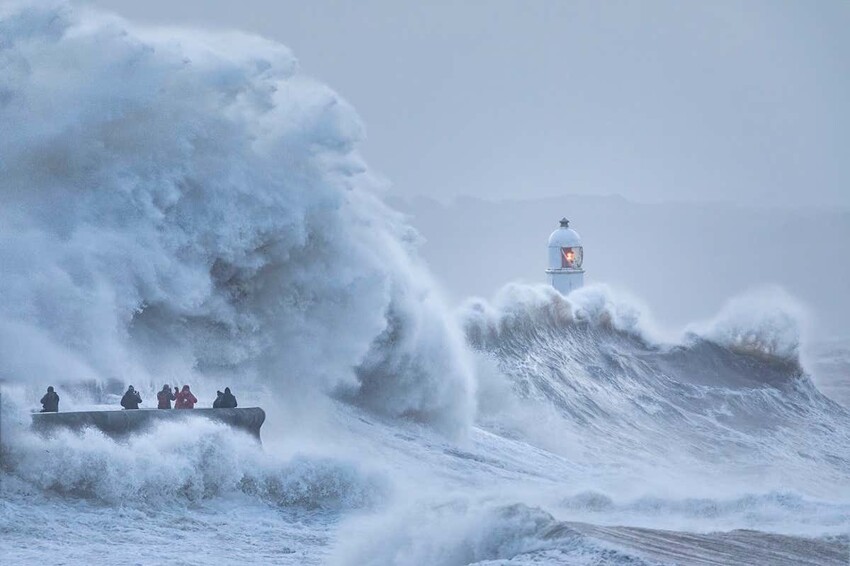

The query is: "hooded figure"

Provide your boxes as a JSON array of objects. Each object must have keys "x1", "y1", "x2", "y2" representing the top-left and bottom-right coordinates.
[
  {"x1": 174, "y1": 385, "x2": 197, "y2": 409},
  {"x1": 40, "y1": 386, "x2": 59, "y2": 413},
  {"x1": 157, "y1": 384, "x2": 176, "y2": 409},
  {"x1": 120, "y1": 386, "x2": 142, "y2": 410},
  {"x1": 220, "y1": 387, "x2": 238, "y2": 409},
  {"x1": 212, "y1": 391, "x2": 223, "y2": 409}
]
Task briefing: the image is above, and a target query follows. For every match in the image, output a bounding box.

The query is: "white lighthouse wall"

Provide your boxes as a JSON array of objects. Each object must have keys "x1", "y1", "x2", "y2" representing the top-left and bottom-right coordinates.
[
  {"x1": 548, "y1": 246, "x2": 562, "y2": 270},
  {"x1": 550, "y1": 271, "x2": 584, "y2": 295}
]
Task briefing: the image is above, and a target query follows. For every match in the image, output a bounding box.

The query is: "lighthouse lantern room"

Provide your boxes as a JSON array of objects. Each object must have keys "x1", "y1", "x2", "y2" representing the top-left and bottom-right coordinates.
[{"x1": 546, "y1": 217, "x2": 584, "y2": 294}]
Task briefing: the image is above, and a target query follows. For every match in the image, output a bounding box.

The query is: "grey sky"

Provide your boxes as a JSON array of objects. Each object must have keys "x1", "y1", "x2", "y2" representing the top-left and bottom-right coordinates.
[{"x1": 88, "y1": 0, "x2": 848, "y2": 208}]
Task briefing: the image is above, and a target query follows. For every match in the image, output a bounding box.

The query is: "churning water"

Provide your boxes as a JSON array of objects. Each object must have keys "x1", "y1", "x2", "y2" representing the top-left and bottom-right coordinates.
[{"x1": 1, "y1": 3, "x2": 847, "y2": 565}]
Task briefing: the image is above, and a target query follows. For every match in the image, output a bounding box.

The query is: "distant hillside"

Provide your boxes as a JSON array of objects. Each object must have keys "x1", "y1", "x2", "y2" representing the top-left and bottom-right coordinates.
[{"x1": 389, "y1": 194, "x2": 850, "y2": 340}]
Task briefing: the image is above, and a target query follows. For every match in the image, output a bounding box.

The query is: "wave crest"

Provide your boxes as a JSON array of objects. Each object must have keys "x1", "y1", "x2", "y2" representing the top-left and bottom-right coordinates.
[
  {"x1": 333, "y1": 502, "x2": 655, "y2": 566},
  {"x1": 687, "y1": 286, "x2": 808, "y2": 362},
  {"x1": 461, "y1": 283, "x2": 656, "y2": 351}
]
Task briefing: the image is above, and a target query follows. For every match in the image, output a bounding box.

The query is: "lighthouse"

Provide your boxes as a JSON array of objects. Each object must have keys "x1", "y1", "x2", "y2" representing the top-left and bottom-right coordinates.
[{"x1": 546, "y1": 218, "x2": 584, "y2": 294}]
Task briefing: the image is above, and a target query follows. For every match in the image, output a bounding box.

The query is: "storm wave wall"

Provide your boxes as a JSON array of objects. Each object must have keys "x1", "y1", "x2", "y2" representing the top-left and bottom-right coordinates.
[
  {"x1": 0, "y1": 2, "x2": 474, "y2": 435},
  {"x1": 461, "y1": 283, "x2": 850, "y2": 497}
]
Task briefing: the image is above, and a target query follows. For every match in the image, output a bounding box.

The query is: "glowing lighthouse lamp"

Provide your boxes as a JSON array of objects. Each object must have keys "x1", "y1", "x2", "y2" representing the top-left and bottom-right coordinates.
[{"x1": 546, "y1": 217, "x2": 584, "y2": 294}]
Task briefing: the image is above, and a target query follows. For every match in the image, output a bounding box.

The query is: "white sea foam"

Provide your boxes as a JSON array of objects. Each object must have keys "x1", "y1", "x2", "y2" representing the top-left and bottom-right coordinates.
[
  {"x1": 332, "y1": 502, "x2": 644, "y2": 566},
  {"x1": 686, "y1": 285, "x2": 809, "y2": 361},
  {"x1": 0, "y1": 0, "x2": 473, "y2": 436},
  {"x1": 0, "y1": 405, "x2": 386, "y2": 511},
  {"x1": 459, "y1": 282, "x2": 849, "y2": 501}
]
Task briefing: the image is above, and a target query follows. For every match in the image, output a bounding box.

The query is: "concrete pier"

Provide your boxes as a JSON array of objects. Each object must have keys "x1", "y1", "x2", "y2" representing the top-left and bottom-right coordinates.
[{"x1": 31, "y1": 407, "x2": 266, "y2": 442}]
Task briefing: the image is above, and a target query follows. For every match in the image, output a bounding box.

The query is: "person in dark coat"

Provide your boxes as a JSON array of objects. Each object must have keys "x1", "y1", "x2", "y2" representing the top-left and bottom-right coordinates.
[
  {"x1": 212, "y1": 390, "x2": 223, "y2": 409},
  {"x1": 40, "y1": 386, "x2": 59, "y2": 413},
  {"x1": 120, "y1": 385, "x2": 142, "y2": 410},
  {"x1": 157, "y1": 384, "x2": 176, "y2": 409},
  {"x1": 220, "y1": 387, "x2": 238, "y2": 409}
]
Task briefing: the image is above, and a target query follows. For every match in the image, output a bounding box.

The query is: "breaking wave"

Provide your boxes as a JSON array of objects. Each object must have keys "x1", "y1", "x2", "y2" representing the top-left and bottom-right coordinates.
[
  {"x1": 0, "y1": 392, "x2": 390, "y2": 511},
  {"x1": 0, "y1": 407, "x2": 386, "y2": 511},
  {"x1": 461, "y1": 283, "x2": 850, "y2": 497},
  {"x1": 0, "y1": 1, "x2": 473, "y2": 436},
  {"x1": 333, "y1": 502, "x2": 655, "y2": 566}
]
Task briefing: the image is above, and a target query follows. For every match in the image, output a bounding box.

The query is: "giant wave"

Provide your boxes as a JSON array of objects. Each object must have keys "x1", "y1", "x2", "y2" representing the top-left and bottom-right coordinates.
[
  {"x1": 463, "y1": 284, "x2": 850, "y2": 498},
  {"x1": 0, "y1": 0, "x2": 473, "y2": 436}
]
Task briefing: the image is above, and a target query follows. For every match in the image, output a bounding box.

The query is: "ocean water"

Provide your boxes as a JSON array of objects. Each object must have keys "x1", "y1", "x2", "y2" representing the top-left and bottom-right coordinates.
[{"x1": 1, "y1": 3, "x2": 848, "y2": 565}]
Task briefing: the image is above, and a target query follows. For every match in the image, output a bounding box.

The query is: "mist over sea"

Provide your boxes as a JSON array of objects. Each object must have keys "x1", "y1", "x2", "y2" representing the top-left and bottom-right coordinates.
[{"x1": 1, "y1": 3, "x2": 848, "y2": 565}]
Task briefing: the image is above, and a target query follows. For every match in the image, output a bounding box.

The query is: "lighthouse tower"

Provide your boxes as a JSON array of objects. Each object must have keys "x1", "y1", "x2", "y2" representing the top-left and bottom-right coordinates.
[{"x1": 546, "y1": 218, "x2": 584, "y2": 294}]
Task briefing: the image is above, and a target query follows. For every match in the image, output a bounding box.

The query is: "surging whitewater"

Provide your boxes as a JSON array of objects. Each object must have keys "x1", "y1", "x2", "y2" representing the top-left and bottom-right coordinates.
[
  {"x1": 0, "y1": 1, "x2": 473, "y2": 434},
  {"x1": 1, "y1": 3, "x2": 848, "y2": 565}
]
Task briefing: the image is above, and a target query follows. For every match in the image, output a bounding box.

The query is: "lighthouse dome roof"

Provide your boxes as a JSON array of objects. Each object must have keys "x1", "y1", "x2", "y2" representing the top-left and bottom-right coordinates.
[{"x1": 548, "y1": 218, "x2": 582, "y2": 248}]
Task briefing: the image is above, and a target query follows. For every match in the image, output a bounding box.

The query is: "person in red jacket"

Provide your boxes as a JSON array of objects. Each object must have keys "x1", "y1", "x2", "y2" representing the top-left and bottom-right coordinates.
[{"x1": 174, "y1": 385, "x2": 197, "y2": 409}]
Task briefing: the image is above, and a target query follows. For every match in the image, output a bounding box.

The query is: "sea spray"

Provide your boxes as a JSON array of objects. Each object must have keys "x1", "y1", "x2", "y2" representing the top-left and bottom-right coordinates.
[
  {"x1": 460, "y1": 282, "x2": 850, "y2": 496},
  {"x1": 1, "y1": 4, "x2": 848, "y2": 565},
  {"x1": 0, "y1": 1, "x2": 473, "y2": 436}
]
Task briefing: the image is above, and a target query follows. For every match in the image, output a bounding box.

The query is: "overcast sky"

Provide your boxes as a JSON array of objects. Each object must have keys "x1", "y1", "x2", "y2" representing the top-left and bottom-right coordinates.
[{"x1": 88, "y1": 0, "x2": 849, "y2": 208}]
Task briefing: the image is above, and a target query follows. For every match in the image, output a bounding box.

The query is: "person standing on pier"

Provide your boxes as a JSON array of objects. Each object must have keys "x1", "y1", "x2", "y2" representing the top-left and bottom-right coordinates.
[
  {"x1": 157, "y1": 384, "x2": 176, "y2": 409},
  {"x1": 120, "y1": 385, "x2": 142, "y2": 410},
  {"x1": 40, "y1": 386, "x2": 59, "y2": 413},
  {"x1": 220, "y1": 387, "x2": 238, "y2": 408},
  {"x1": 174, "y1": 385, "x2": 197, "y2": 409}
]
